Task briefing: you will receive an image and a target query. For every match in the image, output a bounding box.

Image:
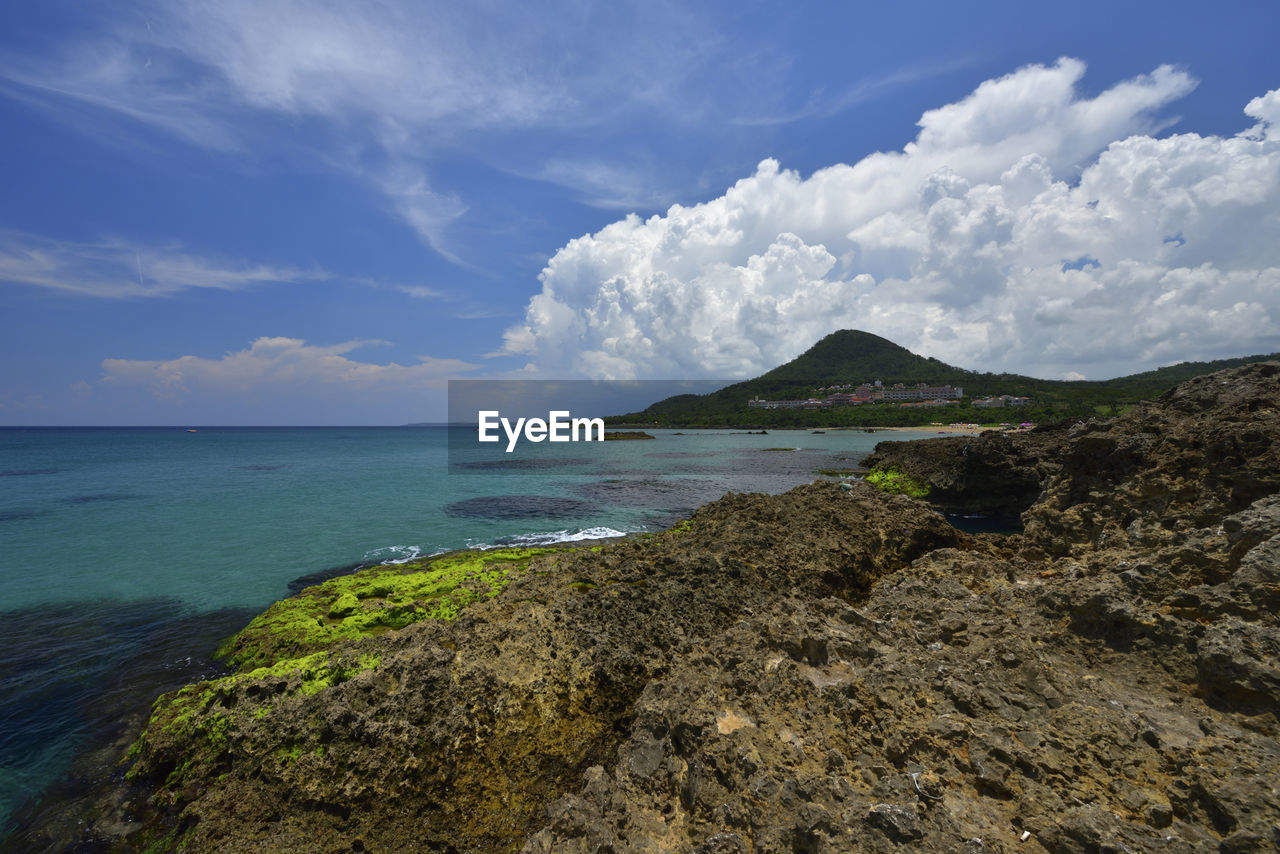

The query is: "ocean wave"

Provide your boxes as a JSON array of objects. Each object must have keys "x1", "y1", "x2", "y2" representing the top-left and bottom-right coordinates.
[
  {"x1": 484, "y1": 526, "x2": 635, "y2": 547},
  {"x1": 362, "y1": 545, "x2": 427, "y2": 565},
  {"x1": 363, "y1": 526, "x2": 637, "y2": 568}
]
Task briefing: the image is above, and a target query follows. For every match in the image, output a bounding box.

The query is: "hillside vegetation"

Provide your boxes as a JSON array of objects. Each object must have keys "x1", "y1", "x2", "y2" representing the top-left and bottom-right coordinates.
[{"x1": 605, "y1": 330, "x2": 1279, "y2": 427}]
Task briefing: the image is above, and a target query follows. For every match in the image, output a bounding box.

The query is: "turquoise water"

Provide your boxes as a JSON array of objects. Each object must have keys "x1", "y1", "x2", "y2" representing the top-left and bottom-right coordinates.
[{"x1": 0, "y1": 425, "x2": 935, "y2": 837}]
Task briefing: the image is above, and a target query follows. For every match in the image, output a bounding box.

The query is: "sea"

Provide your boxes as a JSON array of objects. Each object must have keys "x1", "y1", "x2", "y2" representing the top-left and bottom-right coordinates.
[{"x1": 0, "y1": 424, "x2": 945, "y2": 841}]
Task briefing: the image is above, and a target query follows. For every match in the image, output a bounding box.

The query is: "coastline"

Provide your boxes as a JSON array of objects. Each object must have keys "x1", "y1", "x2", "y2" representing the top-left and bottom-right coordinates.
[
  {"x1": 19, "y1": 364, "x2": 1280, "y2": 854},
  {"x1": 846, "y1": 424, "x2": 990, "y2": 435},
  {"x1": 0, "y1": 425, "x2": 894, "y2": 848},
  {"x1": 612, "y1": 424, "x2": 1003, "y2": 435},
  {"x1": 76, "y1": 360, "x2": 1280, "y2": 851}
]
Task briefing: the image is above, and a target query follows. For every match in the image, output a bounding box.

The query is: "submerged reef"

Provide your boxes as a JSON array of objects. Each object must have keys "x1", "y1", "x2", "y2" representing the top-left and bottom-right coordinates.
[{"x1": 37, "y1": 363, "x2": 1280, "y2": 852}]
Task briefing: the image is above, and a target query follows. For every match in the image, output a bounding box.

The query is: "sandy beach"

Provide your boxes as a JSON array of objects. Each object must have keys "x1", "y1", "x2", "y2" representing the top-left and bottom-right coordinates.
[{"x1": 843, "y1": 424, "x2": 995, "y2": 435}]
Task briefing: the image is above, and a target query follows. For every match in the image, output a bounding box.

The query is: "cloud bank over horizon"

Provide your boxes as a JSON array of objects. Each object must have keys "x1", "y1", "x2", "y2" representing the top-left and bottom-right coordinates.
[
  {"x1": 502, "y1": 59, "x2": 1280, "y2": 381},
  {"x1": 89, "y1": 337, "x2": 477, "y2": 423}
]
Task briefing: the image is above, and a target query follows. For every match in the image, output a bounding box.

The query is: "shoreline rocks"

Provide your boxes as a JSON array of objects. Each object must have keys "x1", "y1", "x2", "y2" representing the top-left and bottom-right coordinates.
[
  {"x1": 19, "y1": 362, "x2": 1280, "y2": 853},
  {"x1": 860, "y1": 424, "x2": 1070, "y2": 519}
]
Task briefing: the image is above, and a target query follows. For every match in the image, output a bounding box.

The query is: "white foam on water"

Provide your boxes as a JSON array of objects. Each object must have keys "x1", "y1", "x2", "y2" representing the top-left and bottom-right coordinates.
[
  {"x1": 364, "y1": 526, "x2": 639, "y2": 566},
  {"x1": 362, "y1": 544, "x2": 425, "y2": 564},
  {"x1": 471, "y1": 526, "x2": 636, "y2": 549}
]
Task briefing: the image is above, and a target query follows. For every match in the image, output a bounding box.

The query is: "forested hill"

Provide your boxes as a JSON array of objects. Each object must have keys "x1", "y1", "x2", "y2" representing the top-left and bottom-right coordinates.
[
  {"x1": 605, "y1": 330, "x2": 1279, "y2": 427},
  {"x1": 749, "y1": 330, "x2": 967, "y2": 386}
]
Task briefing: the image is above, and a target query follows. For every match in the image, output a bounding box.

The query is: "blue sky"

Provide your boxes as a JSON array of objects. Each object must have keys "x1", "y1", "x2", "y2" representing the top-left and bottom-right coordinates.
[{"x1": 1, "y1": 1, "x2": 1278, "y2": 424}]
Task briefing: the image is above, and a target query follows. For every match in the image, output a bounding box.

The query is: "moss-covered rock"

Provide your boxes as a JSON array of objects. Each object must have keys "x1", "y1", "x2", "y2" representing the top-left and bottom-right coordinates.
[
  {"x1": 861, "y1": 426, "x2": 1066, "y2": 515},
  {"x1": 43, "y1": 364, "x2": 1280, "y2": 853},
  {"x1": 112, "y1": 485, "x2": 961, "y2": 853},
  {"x1": 124, "y1": 547, "x2": 558, "y2": 818},
  {"x1": 864, "y1": 463, "x2": 931, "y2": 497},
  {"x1": 218, "y1": 547, "x2": 555, "y2": 670}
]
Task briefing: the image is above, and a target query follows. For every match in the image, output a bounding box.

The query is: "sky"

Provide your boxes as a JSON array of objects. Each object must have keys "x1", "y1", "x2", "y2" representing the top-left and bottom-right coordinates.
[{"x1": 1, "y1": 1, "x2": 1278, "y2": 425}]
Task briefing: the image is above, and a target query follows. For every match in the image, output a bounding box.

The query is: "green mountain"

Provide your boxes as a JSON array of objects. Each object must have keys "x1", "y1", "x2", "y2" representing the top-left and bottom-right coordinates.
[
  {"x1": 749, "y1": 330, "x2": 966, "y2": 387},
  {"x1": 607, "y1": 330, "x2": 1279, "y2": 427}
]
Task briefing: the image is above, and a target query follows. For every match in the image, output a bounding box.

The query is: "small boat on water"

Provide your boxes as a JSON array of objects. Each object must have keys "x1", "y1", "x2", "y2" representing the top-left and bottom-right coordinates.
[{"x1": 186, "y1": 428, "x2": 198, "y2": 433}]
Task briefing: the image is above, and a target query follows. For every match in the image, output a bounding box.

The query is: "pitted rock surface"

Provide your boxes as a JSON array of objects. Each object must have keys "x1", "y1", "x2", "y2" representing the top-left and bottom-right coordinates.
[{"x1": 47, "y1": 362, "x2": 1280, "y2": 853}]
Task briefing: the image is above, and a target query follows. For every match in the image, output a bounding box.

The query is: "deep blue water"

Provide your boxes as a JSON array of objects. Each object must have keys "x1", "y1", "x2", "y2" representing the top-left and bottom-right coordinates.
[{"x1": 0, "y1": 425, "x2": 935, "y2": 838}]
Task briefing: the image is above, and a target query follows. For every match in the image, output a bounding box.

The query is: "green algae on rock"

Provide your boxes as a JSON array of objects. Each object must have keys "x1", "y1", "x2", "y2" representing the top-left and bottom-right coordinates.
[
  {"x1": 125, "y1": 644, "x2": 386, "y2": 793},
  {"x1": 863, "y1": 463, "x2": 931, "y2": 497},
  {"x1": 123, "y1": 548, "x2": 560, "y2": 817},
  {"x1": 111, "y1": 483, "x2": 961, "y2": 853},
  {"x1": 218, "y1": 547, "x2": 556, "y2": 670}
]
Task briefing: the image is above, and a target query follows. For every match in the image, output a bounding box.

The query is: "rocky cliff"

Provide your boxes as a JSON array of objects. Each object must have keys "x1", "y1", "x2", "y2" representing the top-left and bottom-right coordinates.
[
  {"x1": 62, "y1": 363, "x2": 1280, "y2": 852},
  {"x1": 860, "y1": 424, "x2": 1070, "y2": 518}
]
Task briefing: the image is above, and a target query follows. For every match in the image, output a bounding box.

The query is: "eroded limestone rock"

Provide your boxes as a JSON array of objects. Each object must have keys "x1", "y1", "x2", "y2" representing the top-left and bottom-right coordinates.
[{"x1": 51, "y1": 361, "x2": 1280, "y2": 853}]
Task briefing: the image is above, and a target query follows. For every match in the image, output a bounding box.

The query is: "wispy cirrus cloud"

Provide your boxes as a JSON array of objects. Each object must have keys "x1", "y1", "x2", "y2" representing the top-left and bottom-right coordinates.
[
  {"x1": 0, "y1": 231, "x2": 323, "y2": 298},
  {"x1": 530, "y1": 157, "x2": 683, "y2": 212},
  {"x1": 0, "y1": 36, "x2": 243, "y2": 152},
  {"x1": 398, "y1": 285, "x2": 446, "y2": 300},
  {"x1": 0, "y1": 1, "x2": 772, "y2": 260},
  {"x1": 374, "y1": 164, "x2": 470, "y2": 262},
  {"x1": 733, "y1": 58, "x2": 978, "y2": 128}
]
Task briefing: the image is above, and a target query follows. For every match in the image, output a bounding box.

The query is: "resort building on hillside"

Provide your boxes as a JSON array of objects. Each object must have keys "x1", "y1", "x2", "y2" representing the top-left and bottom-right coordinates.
[
  {"x1": 877, "y1": 383, "x2": 964, "y2": 401},
  {"x1": 973, "y1": 394, "x2": 1031, "y2": 408},
  {"x1": 747, "y1": 397, "x2": 828, "y2": 409},
  {"x1": 747, "y1": 381, "x2": 965, "y2": 410}
]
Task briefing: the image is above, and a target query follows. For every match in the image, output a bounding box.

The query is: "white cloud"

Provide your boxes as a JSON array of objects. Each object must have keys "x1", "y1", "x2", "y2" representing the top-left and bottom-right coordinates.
[
  {"x1": 532, "y1": 158, "x2": 680, "y2": 212},
  {"x1": 0, "y1": 2, "x2": 570, "y2": 142},
  {"x1": 1243, "y1": 89, "x2": 1280, "y2": 141},
  {"x1": 0, "y1": 231, "x2": 322, "y2": 298},
  {"x1": 375, "y1": 164, "x2": 469, "y2": 260},
  {"x1": 0, "y1": 1, "x2": 767, "y2": 259},
  {"x1": 0, "y1": 393, "x2": 47, "y2": 413},
  {"x1": 398, "y1": 285, "x2": 446, "y2": 300},
  {"x1": 503, "y1": 61, "x2": 1280, "y2": 380},
  {"x1": 152, "y1": 1, "x2": 570, "y2": 130},
  {"x1": 733, "y1": 59, "x2": 977, "y2": 128},
  {"x1": 100, "y1": 337, "x2": 477, "y2": 399}
]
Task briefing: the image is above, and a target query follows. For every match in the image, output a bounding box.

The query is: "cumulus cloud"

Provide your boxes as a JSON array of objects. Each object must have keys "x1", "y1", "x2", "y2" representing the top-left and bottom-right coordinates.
[
  {"x1": 100, "y1": 337, "x2": 477, "y2": 399},
  {"x1": 503, "y1": 60, "x2": 1280, "y2": 380},
  {"x1": 1244, "y1": 89, "x2": 1280, "y2": 141},
  {"x1": 0, "y1": 231, "x2": 322, "y2": 298}
]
